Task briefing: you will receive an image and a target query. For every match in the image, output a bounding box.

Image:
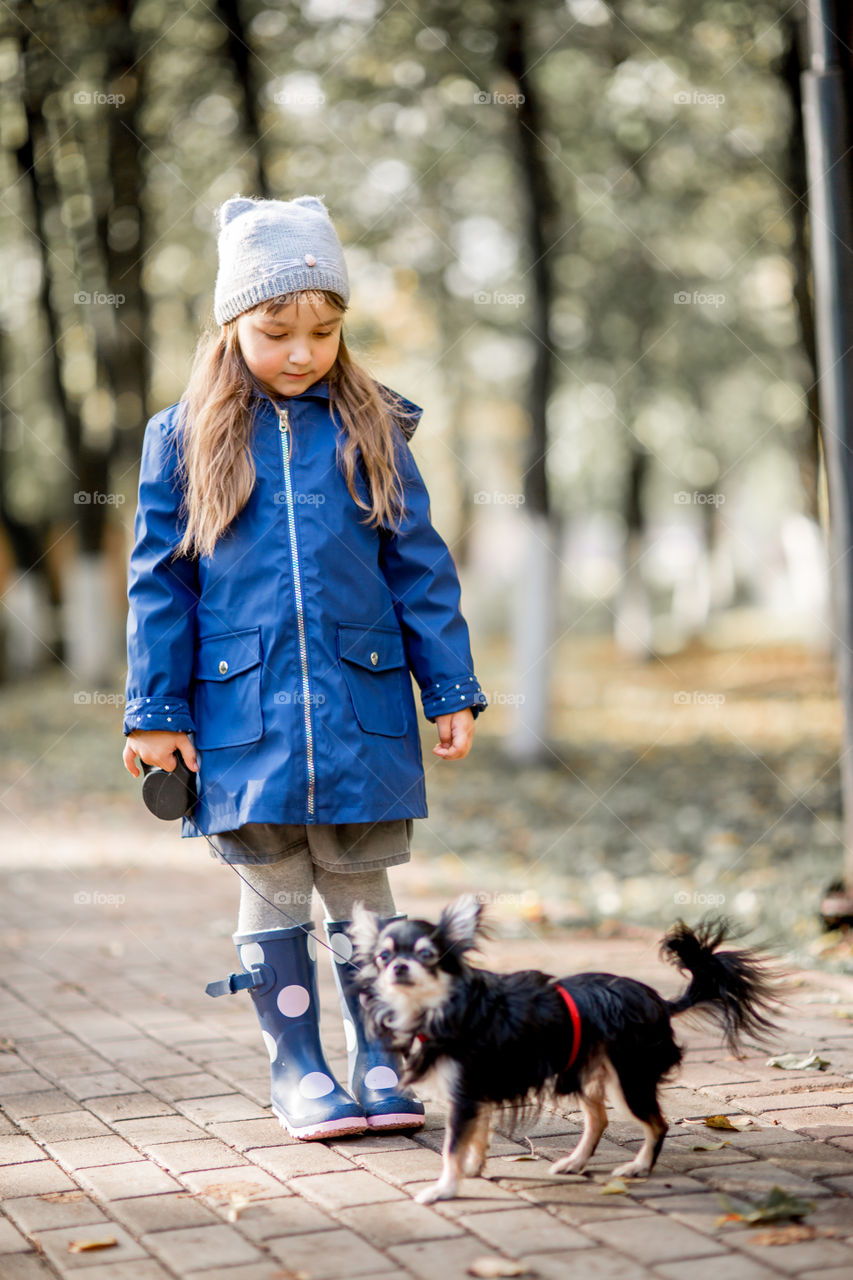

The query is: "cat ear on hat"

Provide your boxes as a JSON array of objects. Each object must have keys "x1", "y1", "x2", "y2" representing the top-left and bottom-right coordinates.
[
  {"x1": 217, "y1": 196, "x2": 259, "y2": 230},
  {"x1": 291, "y1": 195, "x2": 330, "y2": 217}
]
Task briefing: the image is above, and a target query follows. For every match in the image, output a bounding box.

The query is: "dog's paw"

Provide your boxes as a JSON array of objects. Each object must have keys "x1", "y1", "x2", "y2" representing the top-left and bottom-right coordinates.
[
  {"x1": 549, "y1": 1155, "x2": 587, "y2": 1176},
  {"x1": 415, "y1": 1180, "x2": 457, "y2": 1204},
  {"x1": 462, "y1": 1153, "x2": 486, "y2": 1177},
  {"x1": 611, "y1": 1159, "x2": 651, "y2": 1179}
]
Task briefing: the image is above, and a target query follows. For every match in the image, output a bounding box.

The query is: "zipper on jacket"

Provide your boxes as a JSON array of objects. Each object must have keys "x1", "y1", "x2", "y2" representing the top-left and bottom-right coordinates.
[{"x1": 278, "y1": 407, "x2": 316, "y2": 817}]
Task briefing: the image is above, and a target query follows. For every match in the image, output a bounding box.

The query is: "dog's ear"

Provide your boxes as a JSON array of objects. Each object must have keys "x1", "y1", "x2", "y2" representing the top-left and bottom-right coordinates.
[
  {"x1": 438, "y1": 894, "x2": 484, "y2": 952},
  {"x1": 348, "y1": 901, "x2": 380, "y2": 960}
]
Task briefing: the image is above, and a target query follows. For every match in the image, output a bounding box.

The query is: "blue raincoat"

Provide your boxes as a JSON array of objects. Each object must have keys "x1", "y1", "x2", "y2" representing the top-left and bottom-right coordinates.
[{"x1": 123, "y1": 380, "x2": 486, "y2": 837}]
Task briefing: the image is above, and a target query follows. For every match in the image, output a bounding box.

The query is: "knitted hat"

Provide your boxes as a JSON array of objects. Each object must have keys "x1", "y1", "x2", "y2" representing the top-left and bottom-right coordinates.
[{"x1": 213, "y1": 194, "x2": 350, "y2": 325}]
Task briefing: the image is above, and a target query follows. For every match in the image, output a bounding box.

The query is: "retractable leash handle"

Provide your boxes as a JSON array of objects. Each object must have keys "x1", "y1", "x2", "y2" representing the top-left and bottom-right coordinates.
[{"x1": 140, "y1": 750, "x2": 197, "y2": 820}]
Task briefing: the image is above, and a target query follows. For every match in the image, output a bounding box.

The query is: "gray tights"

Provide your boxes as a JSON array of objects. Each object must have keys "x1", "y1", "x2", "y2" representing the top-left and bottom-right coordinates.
[{"x1": 235, "y1": 847, "x2": 396, "y2": 932}]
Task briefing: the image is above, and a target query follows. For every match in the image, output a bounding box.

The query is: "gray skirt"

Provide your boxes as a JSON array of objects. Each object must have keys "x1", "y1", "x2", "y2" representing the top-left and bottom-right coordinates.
[{"x1": 206, "y1": 818, "x2": 413, "y2": 873}]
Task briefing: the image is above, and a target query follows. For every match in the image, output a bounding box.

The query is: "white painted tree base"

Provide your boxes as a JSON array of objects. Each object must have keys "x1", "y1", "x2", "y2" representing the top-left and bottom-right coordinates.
[{"x1": 507, "y1": 511, "x2": 558, "y2": 760}]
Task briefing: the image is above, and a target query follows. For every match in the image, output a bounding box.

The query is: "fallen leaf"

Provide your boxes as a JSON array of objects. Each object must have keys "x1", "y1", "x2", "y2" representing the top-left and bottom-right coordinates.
[
  {"x1": 766, "y1": 1050, "x2": 830, "y2": 1071},
  {"x1": 67, "y1": 1238, "x2": 118, "y2": 1254},
  {"x1": 691, "y1": 1140, "x2": 730, "y2": 1151},
  {"x1": 705, "y1": 1115, "x2": 755, "y2": 1130},
  {"x1": 600, "y1": 1178, "x2": 629, "y2": 1194},
  {"x1": 715, "y1": 1212, "x2": 745, "y2": 1226},
  {"x1": 40, "y1": 1191, "x2": 85, "y2": 1204},
  {"x1": 504, "y1": 1154, "x2": 540, "y2": 1162},
  {"x1": 467, "y1": 1258, "x2": 528, "y2": 1277},
  {"x1": 743, "y1": 1187, "x2": 816, "y2": 1224},
  {"x1": 704, "y1": 1115, "x2": 739, "y2": 1130}
]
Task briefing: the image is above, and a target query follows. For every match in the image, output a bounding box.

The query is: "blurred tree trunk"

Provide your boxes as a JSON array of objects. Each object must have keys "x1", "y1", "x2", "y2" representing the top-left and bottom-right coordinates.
[
  {"x1": 614, "y1": 448, "x2": 654, "y2": 657},
  {"x1": 216, "y1": 0, "x2": 271, "y2": 196},
  {"x1": 498, "y1": 1, "x2": 560, "y2": 761}
]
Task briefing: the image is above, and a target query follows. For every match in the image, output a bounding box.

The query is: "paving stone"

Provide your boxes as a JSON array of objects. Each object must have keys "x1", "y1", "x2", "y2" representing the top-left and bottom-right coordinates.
[
  {"x1": 86, "y1": 1094, "x2": 176, "y2": 1123},
  {"x1": 531, "y1": 1248, "x2": 657, "y2": 1279},
  {"x1": 0, "y1": 1256, "x2": 58, "y2": 1279},
  {"x1": 2, "y1": 1090, "x2": 79, "y2": 1120},
  {"x1": 402, "y1": 1180, "x2": 520, "y2": 1215},
  {"x1": 189, "y1": 1266, "x2": 296, "y2": 1280},
  {"x1": 517, "y1": 1179, "x2": 652, "y2": 1224},
  {"x1": 330, "y1": 1132, "x2": 423, "y2": 1156},
  {"x1": 357, "y1": 1147, "x2": 444, "y2": 1185},
  {"x1": 761, "y1": 1108, "x2": 853, "y2": 1139},
  {"x1": 3, "y1": 1191, "x2": 108, "y2": 1233},
  {"x1": 0, "y1": 1134, "x2": 47, "y2": 1164},
  {"x1": 62, "y1": 1072, "x2": 139, "y2": 1100},
  {"x1": 173, "y1": 1095, "x2": 268, "y2": 1125},
  {"x1": 141, "y1": 1223, "x2": 262, "y2": 1272},
  {"x1": 733, "y1": 1236, "x2": 853, "y2": 1273},
  {"x1": 390, "y1": 1236, "x2": 515, "y2": 1280},
  {"x1": 460, "y1": 1205, "x2": 595, "y2": 1256},
  {"x1": 266, "y1": 1228, "x2": 396, "y2": 1278},
  {"x1": 0, "y1": 1159, "x2": 77, "y2": 1197},
  {"x1": 225, "y1": 1197, "x2": 334, "y2": 1242},
  {"x1": 21, "y1": 1111, "x2": 113, "y2": 1142},
  {"x1": 145, "y1": 1138, "x2": 250, "y2": 1175},
  {"x1": 77, "y1": 1161, "x2": 182, "y2": 1200},
  {"x1": 293, "y1": 1169, "x2": 408, "y2": 1210},
  {"x1": 31, "y1": 1222, "x2": 148, "y2": 1270},
  {"x1": 111, "y1": 1116, "x2": 208, "y2": 1147},
  {"x1": 582, "y1": 1214, "x2": 730, "y2": 1263},
  {"x1": 147, "y1": 1074, "x2": 232, "y2": 1100},
  {"x1": 688, "y1": 1159, "x2": 831, "y2": 1199},
  {"x1": 0, "y1": 1072, "x2": 53, "y2": 1096},
  {"x1": 181, "y1": 1165, "x2": 288, "y2": 1201},
  {"x1": 206, "y1": 1118, "x2": 292, "y2": 1151},
  {"x1": 108, "y1": 1192, "x2": 221, "y2": 1234},
  {"x1": 244, "y1": 1142, "x2": 355, "y2": 1178},
  {"x1": 337, "y1": 1199, "x2": 464, "y2": 1246},
  {"x1": 762, "y1": 1139, "x2": 853, "y2": 1179},
  {"x1": 126, "y1": 1055, "x2": 204, "y2": 1082},
  {"x1": 736, "y1": 1090, "x2": 853, "y2": 1112},
  {"x1": 655, "y1": 1254, "x2": 781, "y2": 1280},
  {"x1": 47, "y1": 1261, "x2": 173, "y2": 1280},
  {"x1": 0, "y1": 1218, "x2": 31, "y2": 1253},
  {"x1": 45, "y1": 1134, "x2": 142, "y2": 1170}
]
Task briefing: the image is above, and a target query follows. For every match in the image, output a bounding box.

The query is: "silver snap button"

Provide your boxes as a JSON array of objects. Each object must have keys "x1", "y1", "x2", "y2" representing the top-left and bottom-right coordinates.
[
  {"x1": 218, "y1": 660, "x2": 229, "y2": 675},
  {"x1": 370, "y1": 651, "x2": 379, "y2": 666}
]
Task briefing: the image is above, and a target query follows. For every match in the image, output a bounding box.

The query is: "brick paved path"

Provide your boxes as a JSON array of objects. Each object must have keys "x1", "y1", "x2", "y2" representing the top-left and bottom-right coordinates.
[{"x1": 2, "y1": 843, "x2": 853, "y2": 1280}]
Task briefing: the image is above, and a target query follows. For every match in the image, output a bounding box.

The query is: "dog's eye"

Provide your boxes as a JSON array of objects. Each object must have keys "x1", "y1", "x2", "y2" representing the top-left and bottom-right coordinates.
[
  {"x1": 415, "y1": 941, "x2": 438, "y2": 964},
  {"x1": 376, "y1": 947, "x2": 394, "y2": 965}
]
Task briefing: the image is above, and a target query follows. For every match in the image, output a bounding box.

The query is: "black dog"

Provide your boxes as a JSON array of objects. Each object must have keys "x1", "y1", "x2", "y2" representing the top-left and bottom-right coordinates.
[{"x1": 349, "y1": 896, "x2": 777, "y2": 1202}]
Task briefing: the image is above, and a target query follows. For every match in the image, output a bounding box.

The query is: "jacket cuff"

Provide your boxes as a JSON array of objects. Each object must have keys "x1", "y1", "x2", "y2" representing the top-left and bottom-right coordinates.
[
  {"x1": 421, "y1": 675, "x2": 488, "y2": 722},
  {"x1": 123, "y1": 696, "x2": 195, "y2": 735}
]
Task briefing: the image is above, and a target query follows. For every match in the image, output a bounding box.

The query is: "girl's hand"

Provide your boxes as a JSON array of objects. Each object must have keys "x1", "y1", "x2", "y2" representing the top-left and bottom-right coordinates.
[
  {"x1": 432, "y1": 709, "x2": 475, "y2": 761},
  {"x1": 123, "y1": 730, "x2": 199, "y2": 778}
]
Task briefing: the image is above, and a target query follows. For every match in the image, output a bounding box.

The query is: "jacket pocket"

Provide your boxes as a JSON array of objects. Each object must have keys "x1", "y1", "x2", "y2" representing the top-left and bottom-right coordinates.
[
  {"x1": 338, "y1": 623, "x2": 408, "y2": 737},
  {"x1": 192, "y1": 627, "x2": 263, "y2": 750}
]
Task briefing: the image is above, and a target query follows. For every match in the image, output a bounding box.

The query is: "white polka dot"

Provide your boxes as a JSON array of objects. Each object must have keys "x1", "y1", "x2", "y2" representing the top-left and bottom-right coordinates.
[
  {"x1": 261, "y1": 1029, "x2": 277, "y2": 1062},
  {"x1": 329, "y1": 932, "x2": 353, "y2": 964},
  {"x1": 306, "y1": 933, "x2": 317, "y2": 961},
  {"x1": 240, "y1": 942, "x2": 265, "y2": 969},
  {"x1": 277, "y1": 984, "x2": 311, "y2": 1017},
  {"x1": 298, "y1": 1071, "x2": 334, "y2": 1099},
  {"x1": 343, "y1": 1018, "x2": 357, "y2": 1052},
  {"x1": 364, "y1": 1065, "x2": 398, "y2": 1090}
]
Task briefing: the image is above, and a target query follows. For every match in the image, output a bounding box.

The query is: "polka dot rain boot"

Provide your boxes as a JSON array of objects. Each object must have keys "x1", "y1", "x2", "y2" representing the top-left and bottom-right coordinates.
[
  {"x1": 324, "y1": 917, "x2": 426, "y2": 1132},
  {"x1": 229, "y1": 923, "x2": 367, "y2": 1140}
]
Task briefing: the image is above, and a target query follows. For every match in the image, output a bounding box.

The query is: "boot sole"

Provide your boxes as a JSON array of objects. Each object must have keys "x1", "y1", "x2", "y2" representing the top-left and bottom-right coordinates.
[
  {"x1": 272, "y1": 1107, "x2": 368, "y2": 1141},
  {"x1": 366, "y1": 1112, "x2": 426, "y2": 1131}
]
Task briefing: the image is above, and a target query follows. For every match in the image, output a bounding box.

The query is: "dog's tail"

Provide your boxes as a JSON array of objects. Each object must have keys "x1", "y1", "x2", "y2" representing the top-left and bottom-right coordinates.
[{"x1": 661, "y1": 918, "x2": 779, "y2": 1052}]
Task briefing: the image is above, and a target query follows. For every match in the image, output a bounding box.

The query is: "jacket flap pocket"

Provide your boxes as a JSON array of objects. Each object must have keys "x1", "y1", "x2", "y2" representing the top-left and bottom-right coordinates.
[
  {"x1": 195, "y1": 628, "x2": 262, "y2": 682},
  {"x1": 338, "y1": 624, "x2": 406, "y2": 672}
]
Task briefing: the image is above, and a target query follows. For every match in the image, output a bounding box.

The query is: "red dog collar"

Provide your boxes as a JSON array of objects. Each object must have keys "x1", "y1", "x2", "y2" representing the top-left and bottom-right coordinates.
[{"x1": 556, "y1": 984, "x2": 581, "y2": 1069}]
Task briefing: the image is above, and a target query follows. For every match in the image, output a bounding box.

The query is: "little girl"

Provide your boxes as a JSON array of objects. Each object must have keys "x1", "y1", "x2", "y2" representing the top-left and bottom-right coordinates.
[{"x1": 121, "y1": 195, "x2": 486, "y2": 1141}]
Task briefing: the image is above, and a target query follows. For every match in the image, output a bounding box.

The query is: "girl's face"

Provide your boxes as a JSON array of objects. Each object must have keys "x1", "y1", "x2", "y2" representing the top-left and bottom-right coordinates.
[{"x1": 235, "y1": 297, "x2": 342, "y2": 398}]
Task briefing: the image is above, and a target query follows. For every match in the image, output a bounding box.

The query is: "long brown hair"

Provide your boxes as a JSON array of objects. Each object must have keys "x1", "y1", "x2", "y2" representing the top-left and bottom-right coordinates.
[{"x1": 175, "y1": 290, "x2": 418, "y2": 558}]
